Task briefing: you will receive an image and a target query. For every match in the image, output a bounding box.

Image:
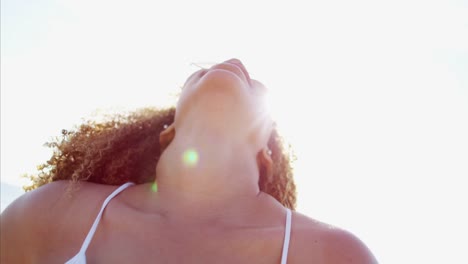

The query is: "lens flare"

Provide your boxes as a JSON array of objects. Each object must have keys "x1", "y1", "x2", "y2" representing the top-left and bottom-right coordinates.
[
  {"x1": 182, "y1": 149, "x2": 199, "y2": 167},
  {"x1": 151, "y1": 182, "x2": 158, "y2": 192}
]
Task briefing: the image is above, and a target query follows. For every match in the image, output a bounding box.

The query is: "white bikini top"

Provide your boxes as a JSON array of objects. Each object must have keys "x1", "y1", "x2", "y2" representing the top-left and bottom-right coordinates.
[{"x1": 65, "y1": 182, "x2": 292, "y2": 264}]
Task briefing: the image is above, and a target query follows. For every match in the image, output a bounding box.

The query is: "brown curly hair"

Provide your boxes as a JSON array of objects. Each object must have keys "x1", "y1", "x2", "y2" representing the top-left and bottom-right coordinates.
[{"x1": 25, "y1": 106, "x2": 297, "y2": 209}]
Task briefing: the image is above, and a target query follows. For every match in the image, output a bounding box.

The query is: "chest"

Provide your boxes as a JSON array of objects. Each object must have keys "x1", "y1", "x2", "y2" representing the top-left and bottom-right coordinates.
[
  {"x1": 41, "y1": 196, "x2": 291, "y2": 264},
  {"x1": 83, "y1": 223, "x2": 285, "y2": 264}
]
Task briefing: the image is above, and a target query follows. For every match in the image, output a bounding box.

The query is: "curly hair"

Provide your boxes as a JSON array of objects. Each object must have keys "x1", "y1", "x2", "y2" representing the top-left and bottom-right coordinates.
[{"x1": 24, "y1": 107, "x2": 297, "y2": 209}]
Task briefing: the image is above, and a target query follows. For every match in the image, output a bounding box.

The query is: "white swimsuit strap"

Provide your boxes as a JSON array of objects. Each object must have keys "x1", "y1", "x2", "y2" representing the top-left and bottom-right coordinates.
[
  {"x1": 280, "y1": 208, "x2": 292, "y2": 264},
  {"x1": 77, "y1": 182, "x2": 135, "y2": 254}
]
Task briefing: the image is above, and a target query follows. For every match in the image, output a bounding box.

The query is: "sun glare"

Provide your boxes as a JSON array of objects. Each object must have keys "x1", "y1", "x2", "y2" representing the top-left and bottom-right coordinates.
[{"x1": 2, "y1": 0, "x2": 467, "y2": 262}]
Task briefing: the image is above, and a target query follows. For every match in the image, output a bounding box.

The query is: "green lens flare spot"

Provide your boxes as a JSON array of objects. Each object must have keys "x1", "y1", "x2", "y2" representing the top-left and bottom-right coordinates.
[
  {"x1": 151, "y1": 182, "x2": 158, "y2": 193},
  {"x1": 182, "y1": 149, "x2": 199, "y2": 167}
]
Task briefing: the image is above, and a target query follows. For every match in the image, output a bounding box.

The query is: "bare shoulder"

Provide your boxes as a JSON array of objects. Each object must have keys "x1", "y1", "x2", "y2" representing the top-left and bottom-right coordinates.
[
  {"x1": 288, "y1": 211, "x2": 378, "y2": 264},
  {"x1": 0, "y1": 180, "x2": 117, "y2": 263},
  {"x1": 1, "y1": 180, "x2": 116, "y2": 217}
]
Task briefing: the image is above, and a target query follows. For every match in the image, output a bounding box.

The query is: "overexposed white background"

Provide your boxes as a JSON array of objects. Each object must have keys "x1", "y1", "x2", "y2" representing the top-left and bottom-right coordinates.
[{"x1": 1, "y1": 0, "x2": 468, "y2": 263}]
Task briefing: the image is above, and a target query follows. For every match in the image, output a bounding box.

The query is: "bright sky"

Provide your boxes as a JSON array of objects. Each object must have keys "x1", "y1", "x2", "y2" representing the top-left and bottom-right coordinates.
[{"x1": 1, "y1": 0, "x2": 468, "y2": 263}]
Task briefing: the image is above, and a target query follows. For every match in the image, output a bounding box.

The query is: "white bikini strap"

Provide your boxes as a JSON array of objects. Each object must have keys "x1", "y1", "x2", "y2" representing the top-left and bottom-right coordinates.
[
  {"x1": 77, "y1": 182, "x2": 135, "y2": 254},
  {"x1": 280, "y1": 208, "x2": 292, "y2": 264}
]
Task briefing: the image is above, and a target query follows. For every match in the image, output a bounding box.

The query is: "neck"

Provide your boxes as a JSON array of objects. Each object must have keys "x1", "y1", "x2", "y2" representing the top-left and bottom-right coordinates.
[{"x1": 153, "y1": 128, "x2": 261, "y2": 215}]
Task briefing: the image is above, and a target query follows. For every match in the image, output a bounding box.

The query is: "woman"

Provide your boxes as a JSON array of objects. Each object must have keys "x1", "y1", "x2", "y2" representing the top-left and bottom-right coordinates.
[{"x1": 0, "y1": 59, "x2": 377, "y2": 263}]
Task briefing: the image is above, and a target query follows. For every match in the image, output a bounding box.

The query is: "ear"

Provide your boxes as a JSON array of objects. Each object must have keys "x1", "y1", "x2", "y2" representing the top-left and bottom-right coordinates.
[
  {"x1": 258, "y1": 120, "x2": 276, "y2": 149},
  {"x1": 257, "y1": 148, "x2": 273, "y2": 179},
  {"x1": 249, "y1": 120, "x2": 275, "y2": 150},
  {"x1": 159, "y1": 124, "x2": 176, "y2": 152}
]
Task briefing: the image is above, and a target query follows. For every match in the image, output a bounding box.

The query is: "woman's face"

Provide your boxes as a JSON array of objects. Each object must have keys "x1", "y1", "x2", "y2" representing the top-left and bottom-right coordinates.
[{"x1": 175, "y1": 59, "x2": 273, "y2": 147}]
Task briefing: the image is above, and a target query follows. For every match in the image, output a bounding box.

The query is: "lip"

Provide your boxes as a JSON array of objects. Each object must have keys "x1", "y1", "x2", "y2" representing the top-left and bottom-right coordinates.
[
  {"x1": 208, "y1": 59, "x2": 251, "y2": 86},
  {"x1": 224, "y1": 59, "x2": 251, "y2": 85}
]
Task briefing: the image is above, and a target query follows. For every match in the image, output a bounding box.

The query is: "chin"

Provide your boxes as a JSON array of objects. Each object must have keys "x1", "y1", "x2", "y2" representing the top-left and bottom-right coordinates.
[
  {"x1": 175, "y1": 69, "x2": 258, "y2": 131},
  {"x1": 198, "y1": 69, "x2": 249, "y2": 92},
  {"x1": 184, "y1": 70, "x2": 250, "y2": 110}
]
